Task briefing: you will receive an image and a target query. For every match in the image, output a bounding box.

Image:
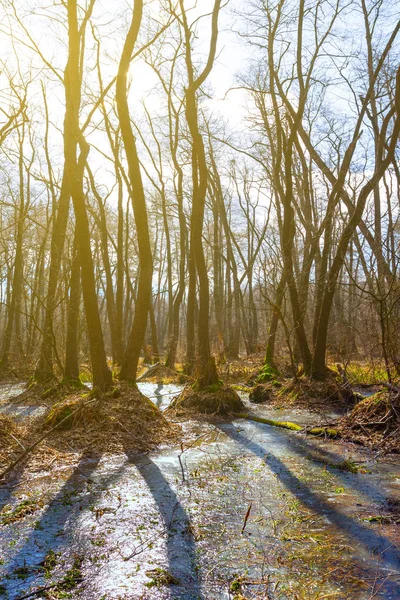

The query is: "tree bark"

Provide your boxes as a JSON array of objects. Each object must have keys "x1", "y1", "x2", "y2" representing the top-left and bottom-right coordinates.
[{"x1": 116, "y1": 0, "x2": 153, "y2": 383}]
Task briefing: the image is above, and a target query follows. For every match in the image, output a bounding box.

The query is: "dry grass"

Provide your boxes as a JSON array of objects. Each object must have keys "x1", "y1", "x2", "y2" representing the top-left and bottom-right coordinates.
[
  {"x1": 8, "y1": 380, "x2": 77, "y2": 407},
  {"x1": 268, "y1": 375, "x2": 357, "y2": 413},
  {"x1": 238, "y1": 375, "x2": 356, "y2": 414},
  {"x1": 338, "y1": 390, "x2": 400, "y2": 453},
  {"x1": 0, "y1": 360, "x2": 33, "y2": 383},
  {"x1": 40, "y1": 383, "x2": 181, "y2": 454},
  {"x1": 0, "y1": 414, "x2": 30, "y2": 471},
  {"x1": 0, "y1": 383, "x2": 182, "y2": 478},
  {"x1": 219, "y1": 356, "x2": 263, "y2": 384},
  {"x1": 344, "y1": 361, "x2": 391, "y2": 385},
  {"x1": 169, "y1": 384, "x2": 245, "y2": 416}
]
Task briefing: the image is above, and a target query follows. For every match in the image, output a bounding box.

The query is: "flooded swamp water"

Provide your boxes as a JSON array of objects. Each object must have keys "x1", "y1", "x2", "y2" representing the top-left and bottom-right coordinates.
[{"x1": 0, "y1": 382, "x2": 399, "y2": 599}]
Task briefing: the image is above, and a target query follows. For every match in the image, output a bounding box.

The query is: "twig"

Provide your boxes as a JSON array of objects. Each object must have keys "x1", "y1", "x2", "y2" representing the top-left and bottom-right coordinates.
[
  {"x1": 242, "y1": 502, "x2": 252, "y2": 533},
  {"x1": 136, "y1": 362, "x2": 163, "y2": 381},
  {"x1": 178, "y1": 442, "x2": 186, "y2": 482},
  {"x1": 122, "y1": 526, "x2": 167, "y2": 560},
  {"x1": 136, "y1": 362, "x2": 194, "y2": 382},
  {"x1": 14, "y1": 583, "x2": 60, "y2": 600},
  {"x1": 9, "y1": 432, "x2": 26, "y2": 450}
]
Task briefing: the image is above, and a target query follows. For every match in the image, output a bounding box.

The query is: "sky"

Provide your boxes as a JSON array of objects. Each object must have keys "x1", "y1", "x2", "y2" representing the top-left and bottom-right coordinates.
[
  {"x1": 0, "y1": 0, "x2": 250, "y2": 198},
  {"x1": 0, "y1": 0, "x2": 251, "y2": 146},
  {"x1": 128, "y1": 0, "x2": 250, "y2": 127},
  {"x1": 1, "y1": 0, "x2": 399, "y2": 216}
]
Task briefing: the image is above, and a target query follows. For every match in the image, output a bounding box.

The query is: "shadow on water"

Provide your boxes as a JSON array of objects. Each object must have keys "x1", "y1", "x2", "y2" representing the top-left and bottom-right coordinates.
[
  {"x1": 2, "y1": 454, "x2": 201, "y2": 598},
  {"x1": 130, "y1": 454, "x2": 202, "y2": 599},
  {"x1": 3, "y1": 380, "x2": 399, "y2": 598},
  {"x1": 0, "y1": 382, "x2": 201, "y2": 598},
  {"x1": 251, "y1": 420, "x2": 392, "y2": 505},
  {"x1": 0, "y1": 462, "x2": 31, "y2": 514},
  {"x1": 1, "y1": 453, "x2": 129, "y2": 597},
  {"x1": 218, "y1": 423, "x2": 400, "y2": 580},
  {"x1": 137, "y1": 382, "x2": 183, "y2": 410}
]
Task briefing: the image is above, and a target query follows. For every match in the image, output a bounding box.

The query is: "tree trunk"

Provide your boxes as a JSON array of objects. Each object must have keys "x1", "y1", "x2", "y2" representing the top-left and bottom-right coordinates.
[
  {"x1": 64, "y1": 226, "x2": 81, "y2": 383},
  {"x1": 66, "y1": 0, "x2": 112, "y2": 390},
  {"x1": 116, "y1": 0, "x2": 153, "y2": 383}
]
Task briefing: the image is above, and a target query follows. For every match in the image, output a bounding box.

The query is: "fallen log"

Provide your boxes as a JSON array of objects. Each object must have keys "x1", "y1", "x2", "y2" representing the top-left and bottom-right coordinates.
[
  {"x1": 137, "y1": 362, "x2": 192, "y2": 382},
  {"x1": 236, "y1": 412, "x2": 339, "y2": 438},
  {"x1": 137, "y1": 362, "x2": 164, "y2": 381}
]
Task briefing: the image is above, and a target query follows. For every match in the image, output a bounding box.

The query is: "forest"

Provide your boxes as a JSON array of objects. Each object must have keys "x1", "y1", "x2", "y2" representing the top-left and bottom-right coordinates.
[{"x1": 0, "y1": 0, "x2": 399, "y2": 598}]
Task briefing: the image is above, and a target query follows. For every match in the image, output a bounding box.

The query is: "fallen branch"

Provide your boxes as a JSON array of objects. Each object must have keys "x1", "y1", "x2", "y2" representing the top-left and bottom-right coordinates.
[
  {"x1": 15, "y1": 583, "x2": 60, "y2": 600},
  {"x1": 137, "y1": 362, "x2": 163, "y2": 381},
  {"x1": 236, "y1": 413, "x2": 339, "y2": 438},
  {"x1": 137, "y1": 362, "x2": 193, "y2": 382}
]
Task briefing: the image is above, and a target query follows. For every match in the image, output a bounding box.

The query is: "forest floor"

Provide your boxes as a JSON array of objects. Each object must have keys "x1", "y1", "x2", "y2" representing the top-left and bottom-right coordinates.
[{"x1": 0, "y1": 366, "x2": 399, "y2": 599}]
